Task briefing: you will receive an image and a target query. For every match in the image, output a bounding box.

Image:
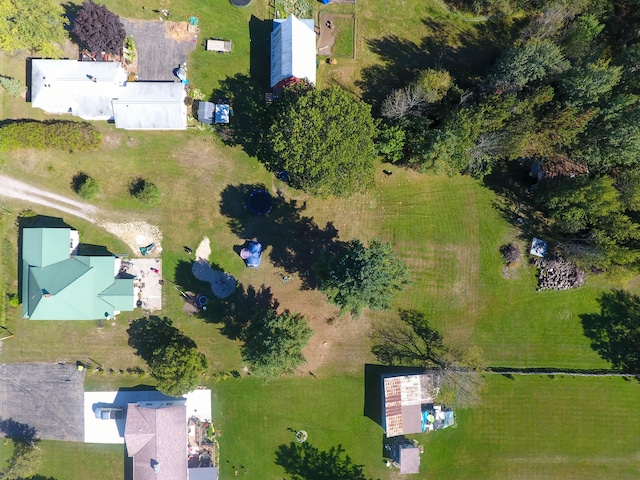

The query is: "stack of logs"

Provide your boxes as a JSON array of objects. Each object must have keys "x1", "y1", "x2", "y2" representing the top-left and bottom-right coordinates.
[{"x1": 533, "y1": 256, "x2": 586, "y2": 291}]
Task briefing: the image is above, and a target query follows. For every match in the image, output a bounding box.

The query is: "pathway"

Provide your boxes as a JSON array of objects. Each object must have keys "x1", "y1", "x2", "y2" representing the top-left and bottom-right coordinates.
[{"x1": 0, "y1": 175, "x2": 97, "y2": 222}]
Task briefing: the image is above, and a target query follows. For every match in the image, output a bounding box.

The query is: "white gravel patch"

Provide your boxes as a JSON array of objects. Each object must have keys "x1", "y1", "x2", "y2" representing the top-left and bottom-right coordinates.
[
  {"x1": 101, "y1": 222, "x2": 163, "y2": 257},
  {"x1": 192, "y1": 237, "x2": 236, "y2": 299}
]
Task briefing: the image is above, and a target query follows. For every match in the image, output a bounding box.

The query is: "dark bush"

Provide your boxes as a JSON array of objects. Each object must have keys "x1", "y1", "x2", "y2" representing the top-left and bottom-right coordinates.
[
  {"x1": 73, "y1": 0, "x2": 126, "y2": 55},
  {"x1": 72, "y1": 172, "x2": 99, "y2": 200},
  {"x1": 130, "y1": 178, "x2": 161, "y2": 206},
  {"x1": 0, "y1": 120, "x2": 102, "y2": 152}
]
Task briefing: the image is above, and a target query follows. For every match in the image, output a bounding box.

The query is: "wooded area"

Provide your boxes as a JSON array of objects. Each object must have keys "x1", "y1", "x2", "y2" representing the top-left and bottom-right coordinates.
[{"x1": 379, "y1": 0, "x2": 640, "y2": 271}]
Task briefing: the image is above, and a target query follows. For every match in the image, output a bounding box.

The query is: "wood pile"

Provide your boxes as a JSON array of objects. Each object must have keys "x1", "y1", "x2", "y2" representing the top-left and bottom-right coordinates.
[{"x1": 532, "y1": 256, "x2": 586, "y2": 291}]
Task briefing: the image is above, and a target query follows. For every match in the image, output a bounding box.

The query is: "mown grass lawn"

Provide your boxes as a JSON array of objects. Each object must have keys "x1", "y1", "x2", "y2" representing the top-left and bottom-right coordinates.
[
  {"x1": 425, "y1": 375, "x2": 640, "y2": 479},
  {"x1": 0, "y1": 0, "x2": 639, "y2": 479},
  {"x1": 37, "y1": 441, "x2": 124, "y2": 480},
  {"x1": 212, "y1": 375, "x2": 388, "y2": 480}
]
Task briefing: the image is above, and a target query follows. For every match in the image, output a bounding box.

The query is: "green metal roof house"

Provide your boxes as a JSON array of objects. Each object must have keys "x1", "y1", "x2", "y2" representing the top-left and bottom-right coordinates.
[{"x1": 22, "y1": 227, "x2": 134, "y2": 320}]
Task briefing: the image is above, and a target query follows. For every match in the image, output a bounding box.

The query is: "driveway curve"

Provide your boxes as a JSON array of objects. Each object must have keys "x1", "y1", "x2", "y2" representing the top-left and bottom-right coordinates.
[{"x1": 0, "y1": 175, "x2": 98, "y2": 223}]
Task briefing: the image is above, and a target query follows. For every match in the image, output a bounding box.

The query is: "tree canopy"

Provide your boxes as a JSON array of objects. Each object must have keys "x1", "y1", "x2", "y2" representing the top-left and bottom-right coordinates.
[
  {"x1": 73, "y1": 0, "x2": 126, "y2": 54},
  {"x1": 149, "y1": 344, "x2": 208, "y2": 397},
  {"x1": 0, "y1": 0, "x2": 68, "y2": 58},
  {"x1": 242, "y1": 309, "x2": 313, "y2": 378},
  {"x1": 375, "y1": 2, "x2": 640, "y2": 271},
  {"x1": 128, "y1": 316, "x2": 208, "y2": 397},
  {"x1": 315, "y1": 239, "x2": 410, "y2": 316},
  {"x1": 267, "y1": 86, "x2": 377, "y2": 197},
  {"x1": 372, "y1": 309, "x2": 486, "y2": 408}
]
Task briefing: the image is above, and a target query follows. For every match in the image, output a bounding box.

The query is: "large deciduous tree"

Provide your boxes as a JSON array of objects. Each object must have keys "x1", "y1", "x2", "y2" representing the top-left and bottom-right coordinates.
[
  {"x1": 149, "y1": 344, "x2": 208, "y2": 397},
  {"x1": 372, "y1": 309, "x2": 486, "y2": 408},
  {"x1": 128, "y1": 316, "x2": 208, "y2": 397},
  {"x1": 242, "y1": 309, "x2": 313, "y2": 378},
  {"x1": 73, "y1": 0, "x2": 126, "y2": 54},
  {"x1": 0, "y1": 0, "x2": 68, "y2": 58},
  {"x1": 314, "y1": 239, "x2": 410, "y2": 316},
  {"x1": 267, "y1": 86, "x2": 377, "y2": 197}
]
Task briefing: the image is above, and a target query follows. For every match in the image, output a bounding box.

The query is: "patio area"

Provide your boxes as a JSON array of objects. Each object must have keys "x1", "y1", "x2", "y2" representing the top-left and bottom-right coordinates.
[{"x1": 118, "y1": 258, "x2": 163, "y2": 312}]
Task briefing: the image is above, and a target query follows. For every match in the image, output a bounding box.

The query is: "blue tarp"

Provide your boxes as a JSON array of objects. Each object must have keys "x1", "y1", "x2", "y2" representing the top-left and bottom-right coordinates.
[{"x1": 241, "y1": 241, "x2": 263, "y2": 268}]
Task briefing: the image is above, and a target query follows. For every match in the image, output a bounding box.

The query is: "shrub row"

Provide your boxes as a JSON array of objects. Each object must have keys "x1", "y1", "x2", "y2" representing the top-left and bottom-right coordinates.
[{"x1": 0, "y1": 120, "x2": 102, "y2": 152}]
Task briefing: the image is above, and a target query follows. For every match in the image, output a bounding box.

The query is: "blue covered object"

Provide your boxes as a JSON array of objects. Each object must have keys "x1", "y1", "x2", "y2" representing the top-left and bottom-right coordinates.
[
  {"x1": 241, "y1": 241, "x2": 263, "y2": 268},
  {"x1": 247, "y1": 189, "x2": 273, "y2": 215}
]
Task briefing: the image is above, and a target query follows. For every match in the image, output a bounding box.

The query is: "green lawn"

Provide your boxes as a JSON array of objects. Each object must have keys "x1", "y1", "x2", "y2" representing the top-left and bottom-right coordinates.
[
  {"x1": 0, "y1": 0, "x2": 639, "y2": 479},
  {"x1": 37, "y1": 441, "x2": 124, "y2": 480},
  {"x1": 375, "y1": 173, "x2": 616, "y2": 369},
  {"x1": 332, "y1": 16, "x2": 355, "y2": 58},
  {"x1": 425, "y1": 375, "x2": 640, "y2": 479},
  {"x1": 212, "y1": 375, "x2": 388, "y2": 480}
]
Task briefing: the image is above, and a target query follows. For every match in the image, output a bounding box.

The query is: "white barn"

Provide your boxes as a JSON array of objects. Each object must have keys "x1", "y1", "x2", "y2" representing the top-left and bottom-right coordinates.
[{"x1": 270, "y1": 15, "x2": 316, "y2": 89}]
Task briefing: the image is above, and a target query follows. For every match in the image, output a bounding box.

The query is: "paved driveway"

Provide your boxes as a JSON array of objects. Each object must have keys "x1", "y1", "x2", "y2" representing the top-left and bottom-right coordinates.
[
  {"x1": 122, "y1": 19, "x2": 198, "y2": 81},
  {"x1": 0, "y1": 364, "x2": 85, "y2": 441}
]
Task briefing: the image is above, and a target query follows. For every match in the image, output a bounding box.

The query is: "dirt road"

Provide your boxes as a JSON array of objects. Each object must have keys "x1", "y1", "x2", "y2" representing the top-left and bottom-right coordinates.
[{"x1": 0, "y1": 174, "x2": 98, "y2": 223}]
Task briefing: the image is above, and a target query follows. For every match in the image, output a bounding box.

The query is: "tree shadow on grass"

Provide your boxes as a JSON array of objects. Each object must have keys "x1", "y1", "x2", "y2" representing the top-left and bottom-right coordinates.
[
  {"x1": 580, "y1": 290, "x2": 640, "y2": 374},
  {"x1": 357, "y1": 16, "x2": 521, "y2": 112},
  {"x1": 482, "y1": 159, "x2": 551, "y2": 243},
  {"x1": 209, "y1": 16, "x2": 272, "y2": 159},
  {"x1": 275, "y1": 442, "x2": 373, "y2": 480},
  {"x1": 219, "y1": 184, "x2": 342, "y2": 289},
  {"x1": 210, "y1": 73, "x2": 270, "y2": 159},
  {"x1": 127, "y1": 316, "x2": 196, "y2": 363},
  {"x1": 173, "y1": 256, "x2": 278, "y2": 340},
  {"x1": 217, "y1": 283, "x2": 279, "y2": 340}
]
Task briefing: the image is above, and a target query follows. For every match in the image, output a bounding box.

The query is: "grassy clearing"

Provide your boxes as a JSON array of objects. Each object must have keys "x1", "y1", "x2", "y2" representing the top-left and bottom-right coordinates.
[
  {"x1": 212, "y1": 375, "x2": 389, "y2": 480},
  {"x1": 425, "y1": 375, "x2": 640, "y2": 479},
  {"x1": 332, "y1": 16, "x2": 355, "y2": 57},
  {"x1": 375, "y1": 171, "x2": 614, "y2": 369},
  {"x1": 37, "y1": 441, "x2": 123, "y2": 480}
]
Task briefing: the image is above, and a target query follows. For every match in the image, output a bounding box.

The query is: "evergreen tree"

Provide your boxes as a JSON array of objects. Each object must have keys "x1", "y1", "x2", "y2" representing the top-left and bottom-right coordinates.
[{"x1": 315, "y1": 239, "x2": 410, "y2": 316}]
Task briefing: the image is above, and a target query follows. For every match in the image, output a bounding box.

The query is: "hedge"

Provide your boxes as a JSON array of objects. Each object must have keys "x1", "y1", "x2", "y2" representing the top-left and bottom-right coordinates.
[{"x1": 0, "y1": 120, "x2": 102, "y2": 152}]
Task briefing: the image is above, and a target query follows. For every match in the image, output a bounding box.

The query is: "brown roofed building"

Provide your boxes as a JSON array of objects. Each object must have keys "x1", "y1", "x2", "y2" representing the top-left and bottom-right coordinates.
[
  {"x1": 382, "y1": 374, "x2": 435, "y2": 438},
  {"x1": 124, "y1": 403, "x2": 188, "y2": 480},
  {"x1": 531, "y1": 154, "x2": 589, "y2": 181}
]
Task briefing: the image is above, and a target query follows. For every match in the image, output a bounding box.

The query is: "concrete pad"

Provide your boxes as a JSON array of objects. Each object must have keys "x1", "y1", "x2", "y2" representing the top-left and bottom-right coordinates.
[
  {"x1": 185, "y1": 388, "x2": 212, "y2": 422},
  {"x1": 121, "y1": 258, "x2": 163, "y2": 311},
  {"x1": 84, "y1": 391, "x2": 124, "y2": 444},
  {"x1": 84, "y1": 388, "x2": 211, "y2": 444}
]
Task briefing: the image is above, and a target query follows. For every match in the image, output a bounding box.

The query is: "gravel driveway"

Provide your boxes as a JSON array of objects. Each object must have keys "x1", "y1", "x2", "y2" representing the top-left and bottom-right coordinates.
[
  {"x1": 0, "y1": 175, "x2": 97, "y2": 222},
  {"x1": 121, "y1": 19, "x2": 198, "y2": 81}
]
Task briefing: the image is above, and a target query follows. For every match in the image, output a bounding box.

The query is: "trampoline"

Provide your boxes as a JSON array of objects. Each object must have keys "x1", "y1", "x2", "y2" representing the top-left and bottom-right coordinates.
[
  {"x1": 247, "y1": 189, "x2": 273, "y2": 215},
  {"x1": 230, "y1": 0, "x2": 251, "y2": 6}
]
